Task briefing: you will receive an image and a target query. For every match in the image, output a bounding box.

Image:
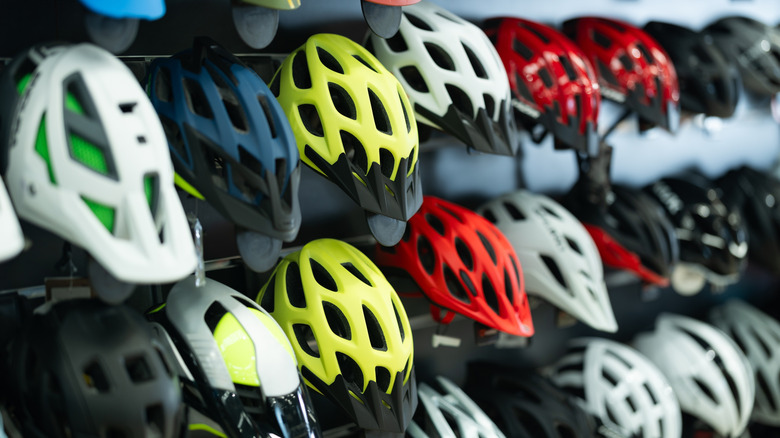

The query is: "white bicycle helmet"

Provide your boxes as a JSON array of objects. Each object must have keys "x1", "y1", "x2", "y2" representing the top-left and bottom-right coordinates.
[
  {"x1": 0, "y1": 178, "x2": 23, "y2": 262},
  {"x1": 634, "y1": 313, "x2": 755, "y2": 438},
  {"x1": 548, "y1": 338, "x2": 682, "y2": 438},
  {"x1": 477, "y1": 190, "x2": 617, "y2": 332},
  {"x1": 709, "y1": 299, "x2": 780, "y2": 427},
  {"x1": 148, "y1": 275, "x2": 320, "y2": 438},
  {"x1": 365, "y1": 1, "x2": 518, "y2": 156},
  {"x1": 409, "y1": 376, "x2": 506, "y2": 438},
  {"x1": 0, "y1": 43, "x2": 195, "y2": 284}
]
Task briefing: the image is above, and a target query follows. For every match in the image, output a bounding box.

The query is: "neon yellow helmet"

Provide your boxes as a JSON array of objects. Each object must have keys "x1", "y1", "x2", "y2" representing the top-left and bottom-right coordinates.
[
  {"x1": 257, "y1": 238, "x2": 417, "y2": 434},
  {"x1": 270, "y1": 34, "x2": 422, "y2": 244}
]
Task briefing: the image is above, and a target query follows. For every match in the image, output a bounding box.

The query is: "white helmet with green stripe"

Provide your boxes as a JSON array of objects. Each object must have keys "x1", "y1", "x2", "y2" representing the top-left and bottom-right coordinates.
[{"x1": 0, "y1": 42, "x2": 195, "y2": 288}]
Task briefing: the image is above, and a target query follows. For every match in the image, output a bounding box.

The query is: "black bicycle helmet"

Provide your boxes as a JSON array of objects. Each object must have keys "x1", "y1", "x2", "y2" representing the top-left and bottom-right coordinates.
[
  {"x1": 644, "y1": 173, "x2": 748, "y2": 282},
  {"x1": 717, "y1": 166, "x2": 780, "y2": 275},
  {"x1": 6, "y1": 299, "x2": 185, "y2": 438},
  {"x1": 464, "y1": 362, "x2": 597, "y2": 438},
  {"x1": 645, "y1": 21, "x2": 740, "y2": 118},
  {"x1": 704, "y1": 16, "x2": 780, "y2": 96}
]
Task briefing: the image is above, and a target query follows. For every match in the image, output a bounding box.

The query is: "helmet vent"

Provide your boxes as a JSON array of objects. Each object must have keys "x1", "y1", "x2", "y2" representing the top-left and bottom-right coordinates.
[
  {"x1": 757, "y1": 372, "x2": 775, "y2": 412},
  {"x1": 204, "y1": 302, "x2": 227, "y2": 333},
  {"x1": 425, "y1": 43, "x2": 456, "y2": 71},
  {"x1": 385, "y1": 33, "x2": 409, "y2": 53},
  {"x1": 556, "y1": 424, "x2": 577, "y2": 438},
  {"x1": 125, "y1": 355, "x2": 153, "y2": 383},
  {"x1": 503, "y1": 270, "x2": 515, "y2": 305},
  {"x1": 393, "y1": 298, "x2": 406, "y2": 341},
  {"x1": 293, "y1": 324, "x2": 320, "y2": 358},
  {"x1": 291, "y1": 50, "x2": 313, "y2": 89},
  {"x1": 560, "y1": 56, "x2": 578, "y2": 81},
  {"x1": 341, "y1": 130, "x2": 368, "y2": 175},
  {"x1": 591, "y1": 30, "x2": 612, "y2": 49},
  {"x1": 538, "y1": 67, "x2": 553, "y2": 88},
  {"x1": 342, "y1": 262, "x2": 372, "y2": 286},
  {"x1": 336, "y1": 352, "x2": 364, "y2": 391},
  {"x1": 754, "y1": 327, "x2": 772, "y2": 358},
  {"x1": 463, "y1": 43, "x2": 488, "y2": 79},
  {"x1": 425, "y1": 213, "x2": 446, "y2": 236},
  {"x1": 483, "y1": 94, "x2": 495, "y2": 118},
  {"x1": 438, "y1": 203, "x2": 463, "y2": 223},
  {"x1": 503, "y1": 202, "x2": 526, "y2": 221},
  {"x1": 693, "y1": 376, "x2": 717, "y2": 403},
  {"x1": 311, "y1": 259, "x2": 338, "y2": 292},
  {"x1": 512, "y1": 406, "x2": 546, "y2": 438},
  {"x1": 353, "y1": 55, "x2": 378, "y2": 74},
  {"x1": 481, "y1": 209, "x2": 497, "y2": 224},
  {"x1": 477, "y1": 231, "x2": 497, "y2": 265},
  {"x1": 566, "y1": 237, "x2": 583, "y2": 255},
  {"x1": 644, "y1": 382, "x2": 658, "y2": 404},
  {"x1": 482, "y1": 274, "x2": 500, "y2": 314},
  {"x1": 512, "y1": 39, "x2": 534, "y2": 61},
  {"x1": 605, "y1": 404, "x2": 619, "y2": 427},
  {"x1": 323, "y1": 301, "x2": 351, "y2": 340},
  {"x1": 154, "y1": 347, "x2": 173, "y2": 378},
  {"x1": 399, "y1": 66, "x2": 429, "y2": 93},
  {"x1": 285, "y1": 261, "x2": 307, "y2": 308},
  {"x1": 618, "y1": 54, "x2": 634, "y2": 72},
  {"x1": 445, "y1": 84, "x2": 474, "y2": 117},
  {"x1": 329, "y1": 83, "x2": 357, "y2": 120},
  {"x1": 182, "y1": 78, "x2": 213, "y2": 119},
  {"x1": 405, "y1": 12, "x2": 432, "y2": 31},
  {"x1": 444, "y1": 265, "x2": 470, "y2": 303},
  {"x1": 460, "y1": 270, "x2": 477, "y2": 297},
  {"x1": 144, "y1": 404, "x2": 165, "y2": 434},
  {"x1": 363, "y1": 305, "x2": 387, "y2": 351},
  {"x1": 257, "y1": 95, "x2": 278, "y2": 138},
  {"x1": 417, "y1": 235, "x2": 436, "y2": 275},
  {"x1": 143, "y1": 173, "x2": 159, "y2": 221},
  {"x1": 160, "y1": 117, "x2": 187, "y2": 165},
  {"x1": 541, "y1": 204, "x2": 561, "y2": 219},
  {"x1": 454, "y1": 238, "x2": 474, "y2": 271},
  {"x1": 298, "y1": 104, "x2": 324, "y2": 137},
  {"x1": 510, "y1": 257, "x2": 522, "y2": 285},
  {"x1": 635, "y1": 43, "x2": 654, "y2": 63},
  {"x1": 541, "y1": 255, "x2": 568, "y2": 290},
  {"x1": 83, "y1": 361, "x2": 110, "y2": 393},
  {"x1": 259, "y1": 274, "x2": 277, "y2": 312},
  {"x1": 317, "y1": 47, "x2": 344, "y2": 74},
  {"x1": 119, "y1": 102, "x2": 136, "y2": 114},
  {"x1": 369, "y1": 89, "x2": 392, "y2": 135},
  {"x1": 398, "y1": 91, "x2": 412, "y2": 133},
  {"x1": 238, "y1": 146, "x2": 263, "y2": 176},
  {"x1": 375, "y1": 366, "x2": 391, "y2": 392}
]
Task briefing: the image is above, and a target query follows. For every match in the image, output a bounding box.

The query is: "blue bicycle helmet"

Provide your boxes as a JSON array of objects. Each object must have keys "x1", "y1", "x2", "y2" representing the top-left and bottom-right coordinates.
[
  {"x1": 80, "y1": 0, "x2": 165, "y2": 20},
  {"x1": 148, "y1": 37, "x2": 301, "y2": 271}
]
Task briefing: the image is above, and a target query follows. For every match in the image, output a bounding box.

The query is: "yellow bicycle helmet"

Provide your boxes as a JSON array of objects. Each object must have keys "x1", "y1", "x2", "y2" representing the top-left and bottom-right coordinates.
[
  {"x1": 270, "y1": 33, "x2": 423, "y2": 246},
  {"x1": 256, "y1": 238, "x2": 417, "y2": 434}
]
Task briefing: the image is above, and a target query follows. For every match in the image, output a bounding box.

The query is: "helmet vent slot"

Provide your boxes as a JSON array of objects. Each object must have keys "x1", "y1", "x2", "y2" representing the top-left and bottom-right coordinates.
[
  {"x1": 591, "y1": 30, "x2": 612, "y2": 49},
  {"x1": 503, "y1": 202, "x2": 526, "y2": 221},
  {"x1": 404, "y1": 12, "x2": 432, "y2": 31},
  {"x1": 259, "y1": 274, "x2": 277, "y2": 312},
  {"x1": 257, "y1": 95, "x2": 278, "y2": 138},
  {"x1": 444, "y1": 265, "x2": 470, "y2": 303},
  {"x1": 504, "y1": 270, "x2": 515, "y2": 304},
  {"x1": 481, "y1": 209, "x2": 497, "y2": 223},
  {"x1": 154, "y1": 347, "x2": 173, "y2": 378},
  {"x1": 182, "y1": 78, "x2": 213, "y2": 119},
  {"x1": 644, "y1": 382, "x2": 658, "y2": 404},
  {"x1": 605, "y1": 404, "x2": 619, "y2": 427},
  {"x1": 445, "y1": 84, "x2": 474, "y2": 117},
  {"x1": 435, "y1": 10, "x2": 461, "y2": 24},
  {"x1": 566, "y1": 237, "x2": 583, "y2": 255},
  {"x1": 204, "y1": 302, "x2": 227, "y2": 333},
  {"x1": 463, "y1": 43, "x2": 488, "y2": 79},
  {"x1": 363, "y1": 305, "x2": 387, "y2": 351},
  {"x1": 512, "y1": 39, "x2": 534, "y2": 61},
  {"x1": 425, "y1": 43, "x2": 456, "y2": 71},
  {"x1": 285, "y1": 261, "x2": 307, "y2": 308},
  {"x1": 482, "y1": 274, "x2": 500, "y2": 314},
  {"x1": 352, "y1": 55, "x2": 378, "y2": 73},
  {"x1": 693, "y1": 376, "x2": 717, "y2": 403},
  {"x1": 342, "y1": 262, "x2": 372, "y2": 286},
  {"x1": 83, "y1": 361, "x2": 110, "y2": 393},
  {"x1": 753, "y1": 327, "x2": 772, "y2": 358},
  {"x1": 238, "y1": 146, "x2": 264, "y2": 177},
  {"x1": 144, "y1": 404, "x2": 165, "y2": 433},
  {"x1": 323, "y1": 301, "x2": 351, "y2": 340},
  {"x1": 454, "y1": 238, "x2": 474, "y2": 271},
  {"x1": 291, "y1": 50, "x2": 313, "y2": 89},
  {"x1": 483, "y1": 94, "x2": 495, "y2": 118},
  {"x1": 293, "y1": 323, "x2": 320, "y2": 358},
  {"x1": 298, "y1": 104, "x2": 324, "y2": 137},
  {"x1": 317, "y1": 47, "x2": 344, "y2": 74},
  {"x1": 417, "y1": 235, "x2": 436, "y2": 275},
  {"x1": 119, "y1": 102, "x2": 136, "y2": 113},
  {"x1": 398, "y1": 91, "x2": 412, "y2": 133},
  {"x1": 541, "y1": 204, "x2": 561, "y2": 219},
  {"x1": 541, "y1": 255, "x2": 568, "y2": 290},
  {"x1": 477, "y1": 231, "x2": 497, "y2": 265},
  {"x1": 341, "y1": 130, "x2": 368, "y2": 175},
  {"x1": 311, "y1": 259, "x2": 338, "y2": 292},
  {"x1": 125, "y1": 355, "x2": 153, "y2": 383},
  {"x1": 558, "y1": 56, "x2": 577, "y2": 82},
  {"x1": 393, "y1": 298, "x2": 406, "y2": 342},
  {"x1": 143, "y1": 173, "x2": 159, "y2": 221},
  {"x1": 160, "y1": 117, "x2": 187, "y2": 165},
  {"x1": 619, "y1": 54, "x2": 634, "y2": 72},
  {"x1": 329, "y1": 83, "x2": 357, "y2": 120},
  {"x1": 383, "y1": 33, "x2": 408, "y2": 53},
  {"x1": 460, "y1": 270, "x2": 477, "y2": 297},
  {"x1": 425, "y1": 213, "x2": 446, "y2": 236},
  {"x1": 375, "y1": 366, "x2": 391, "y2": 392},
  {"x1": 336, "y1": 352, "x2": 364, "y2": 390},
  {"x1": 538, "y1": 67, "x2": 554, "y2": 88},
  {"x1": 757, "y1": 371, "x2": 775, "y2": 412},
  {"x1": 399, "y1": 66, "x2": 429, "y2": 93},
  {"x1": 511, "y1": 406, "x2": 546, "y2": 438},
  {"x1": 369, "y1": 89, "x2": 392, "y2": 135},
  {"x1": 635, "y1": 43, "x2": 654, "y2": 63}
]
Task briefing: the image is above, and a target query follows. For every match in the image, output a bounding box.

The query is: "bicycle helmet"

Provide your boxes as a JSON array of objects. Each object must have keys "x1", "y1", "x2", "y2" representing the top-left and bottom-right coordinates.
[
  {"x1": 80, "y1": 0, "x2": 165, "y2": 19},
  {"x1": 477, "y1": 190, "x2": 617, "y2": 333},
  {"x1": 644, "y1": 175, "x2": 748, "y2": 284},
  {"x1": 563, "y1": 17, "x2": 680, "y2": 132},
  {"x1": 271, "y1": 33, "x2": 422, "y2": 244},
  {"x1": 634, "y1": 313, "x2": 755, "y2": 438},
  {"x1": 644, "y1": 21, "x2": 739, "y2": 118},
  {"x1": 716, "y1": 166, "x2": 780, "y2": 275},
  {"x1": 483, "y1": 17, "x2": 600, "y2": 155},
  {"x1": 7, "y1": 299, "x2": 184, "y2": 438},
  {"x1": 375, "y1": 196, "x2": 534, "y2": 337},
  {"x1": 148, "y1": 275, "x2": 320, "y2": 438},
  {"x1": 0, "y1": 178, "x2": 23, "y2": 263},
  {"x1": 366, "y1": 1, "x2": 518, "y2": 156},
  {"x1": 704, "y1": 17, "x2": 780, "y2": 96},
  {"x1": 0, "y1": 43, "x2": 196, "y2": 284},
  {"x1": 709, "y1": 300, "x2": 780, "y2": 427},
  {"x1": 548, "y1": 338, "x2": 682, "y2": 438},
  {"x1": 257, "y1": 239, "x2": 417, "y2": 434},
  {"x1": 567, "y1": 184, "x2": 679, "y2": 287},
  {"x1": 408, "y1": 376, "x2": 506, "y2": 438},
  {"x1": 148, "y1": 37, "x2": 301, "y2": 272},
  {"x1": 464, "y1": 363, "x2": 597, "y2": 438}
]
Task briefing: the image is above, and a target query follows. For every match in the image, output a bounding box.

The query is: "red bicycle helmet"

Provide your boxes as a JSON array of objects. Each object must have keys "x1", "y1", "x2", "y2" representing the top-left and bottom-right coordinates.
[
  {"x1": 484, "y1": 17, "x2": 600, "y2": 155},
  {"x1": 375, "y1": 196, "x2": 534, "y2": 337},
  {"x1": 563, "y1": 17, "x2": 680, "y2": 132}
]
